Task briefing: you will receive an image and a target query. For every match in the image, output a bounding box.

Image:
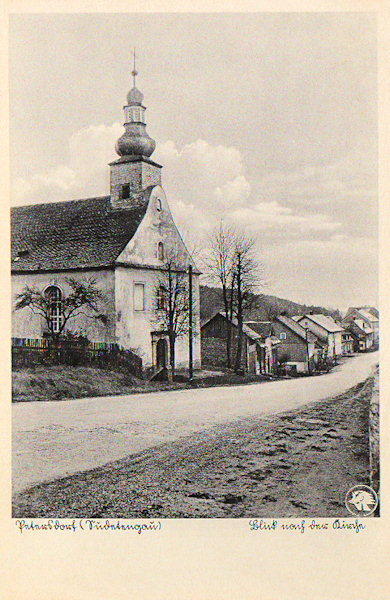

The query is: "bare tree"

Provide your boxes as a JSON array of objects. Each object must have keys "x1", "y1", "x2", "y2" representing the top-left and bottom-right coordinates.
[
  {"x1": 153, "y1": 250, "x2": 192, "y2": 381},
  {"x1": 204, "y1": 221, "x2": 264, "y2": 372},
  {"x1": 232, "y1": 232, "x2": 264, "y2": 372},
  {"x1": 203, "y1": 221, "x2": 237, "y2": 368},
  {"x1": 14, "y1": 277, "x2": 108, "y2": 340}
]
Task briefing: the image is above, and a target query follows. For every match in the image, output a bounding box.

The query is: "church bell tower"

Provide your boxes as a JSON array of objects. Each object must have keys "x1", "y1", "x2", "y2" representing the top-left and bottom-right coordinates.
[{"x1": 110, "y1": 51, "x2": 162, "y2": 209}]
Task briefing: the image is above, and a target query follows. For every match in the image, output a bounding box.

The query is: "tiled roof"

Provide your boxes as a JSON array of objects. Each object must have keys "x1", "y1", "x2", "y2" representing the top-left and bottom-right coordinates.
[
  {"x1": 11, "y1": 194, "x2": 150, "y2": 272},
  {"x1": 276, "y1": 314, "x2": 319, "y2": 344},
  {"x1": 201, "y1": 312, "x2": 272, "y2": 346},
  {"x1": 244, "y1": 321, "x2": 273, "y2": 338},
  {"x1": 345, "y1": 307, "x2": 379, "y2": 322},
  {"x1": 357, "y1": 309, "x2": 378, "y2": 323},
  {"x1": 299, "y1": 313, "x2": 344, "y2": 333}
]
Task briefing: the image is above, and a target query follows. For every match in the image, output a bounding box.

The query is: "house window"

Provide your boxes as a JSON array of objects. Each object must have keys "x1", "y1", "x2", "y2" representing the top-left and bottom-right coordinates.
[
  {"x1": 157, "y1": 285, "x2": 166, "y2": 310},
  {"x1": 134, "y1": 283, "x2": 145, "y2": 311},
  {"x1": 156, "y1": 198, "x2": 162, "y2": 211},
  {"x1": 121, "y1": 184, "x2": 130, "y2": 199},
  {"x1": 280, "y1": 332, "x2": 286, "y2": 340},
  {"x1": 45, "y1": 286, "x2": 62, "y2": 334},
  {"x1": 158, "y1": 242, "x2": 164, "y2": 261}
]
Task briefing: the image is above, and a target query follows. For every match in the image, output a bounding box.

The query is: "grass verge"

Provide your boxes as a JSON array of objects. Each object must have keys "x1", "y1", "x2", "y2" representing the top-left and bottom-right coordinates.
[{"x1": 12, "y1": 365, "x2": 271, "y2": 403}]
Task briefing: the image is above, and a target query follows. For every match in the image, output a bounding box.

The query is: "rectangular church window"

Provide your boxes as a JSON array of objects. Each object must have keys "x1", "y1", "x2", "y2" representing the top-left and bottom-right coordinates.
[
  {"x1": 134, "y1": 283, "x2": 145, "y2": 311},
  {"x1": 121, "y1": 184, "x2": 130, "y2": 199}
]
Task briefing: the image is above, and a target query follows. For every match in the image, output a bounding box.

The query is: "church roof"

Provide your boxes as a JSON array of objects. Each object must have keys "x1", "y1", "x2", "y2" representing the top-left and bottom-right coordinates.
[{"x1": 11, "y1": 195, "x2": 149, "y2": 272}]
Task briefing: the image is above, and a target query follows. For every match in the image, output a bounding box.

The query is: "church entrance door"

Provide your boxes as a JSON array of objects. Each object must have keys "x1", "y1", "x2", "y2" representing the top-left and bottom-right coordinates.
[{"x1": 156, "y1": 338, "x2": 168, "y2": 369}]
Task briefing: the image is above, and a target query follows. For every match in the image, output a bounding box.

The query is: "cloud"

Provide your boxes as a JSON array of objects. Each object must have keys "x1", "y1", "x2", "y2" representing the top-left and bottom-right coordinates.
[
  {"x1": 12, "y1": 123, "x2": 122, "y2": 205},
  {"x1": 155, "y1": 138, "x2": 251, "y2": 209},
  {"x1": 214, "y1": 175, "x2": 251, "y2": 207},
  {"x1": 230, "y1": 200, "x2": 342, "y2": 242},
  {"x1": 153, "y1": 138, "x2": 253, "y2": 234}
]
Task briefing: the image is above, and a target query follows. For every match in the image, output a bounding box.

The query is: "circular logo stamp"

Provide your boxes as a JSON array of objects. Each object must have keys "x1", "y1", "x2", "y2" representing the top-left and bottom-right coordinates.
[{"x1": 345, "y1": 485, "x2": 378, "y2": 516}]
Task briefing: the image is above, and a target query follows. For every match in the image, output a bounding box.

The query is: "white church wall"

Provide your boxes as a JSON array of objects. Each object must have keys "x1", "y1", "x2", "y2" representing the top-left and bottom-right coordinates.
[
  {"x1": 115, "y1": 266, "x2": 201, "y2": 369},
  {"x1": 115, "y1": 183, "x2": 201, "y2": 370},
  {"x1": 116, "y1": 185, "x2": 197, "y2": 270},
  {"x1": 11, "y1": 269, "x2": 116, "y2": 343}
]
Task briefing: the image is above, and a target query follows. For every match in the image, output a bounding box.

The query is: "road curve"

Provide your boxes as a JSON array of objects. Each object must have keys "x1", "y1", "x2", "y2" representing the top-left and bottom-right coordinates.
[{"x1": 12, "y1": 351, "x2": 378, "y2": 493}]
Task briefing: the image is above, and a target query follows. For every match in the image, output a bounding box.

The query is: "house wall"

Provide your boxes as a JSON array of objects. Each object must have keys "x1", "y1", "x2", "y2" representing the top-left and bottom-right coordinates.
[
  {"x1": 297, "y1": 317, "x2": 343, "y2": 357},
  {"x1": 11, "y1": 269, "x2": 116, "y2": 343},
  {"x1": 201, "y1": 315, "x2": 248, "y2": 369},
  {"x1": 272, "y1": 320, "x2": 312, "y2": 373},
  {"x1": 343, "y1": 310, "x2": 379, "y2": 344}
]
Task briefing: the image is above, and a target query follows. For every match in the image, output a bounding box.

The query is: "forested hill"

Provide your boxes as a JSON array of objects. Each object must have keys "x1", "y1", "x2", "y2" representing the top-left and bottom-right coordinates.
[{"x1": 200, "y1": 286, "x2": 341, "y2": 324}]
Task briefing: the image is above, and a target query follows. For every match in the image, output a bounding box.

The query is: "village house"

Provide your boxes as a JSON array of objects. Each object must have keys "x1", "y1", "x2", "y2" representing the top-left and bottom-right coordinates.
[
  {"x1": 11, "y1": 64, "x2": 201, "y2": 373},
  {"x1": 201, "y1": 312, "x2": 279, "y2": 375},
  {"x1": 272, "y1": 314, "x2": 321, "y2": 374},
  {"x1": 341, "y1": 330, "x2": 354, "y2": 355},
  {"x1": 294, "y1": 313, "x2": 344, "y2": 360},
  {"x1": 344, "y1": 319, "x2": 374, "y2": 352},
  {"x1": 342, "y1": 307, "x2": 379, "y2": 345}
]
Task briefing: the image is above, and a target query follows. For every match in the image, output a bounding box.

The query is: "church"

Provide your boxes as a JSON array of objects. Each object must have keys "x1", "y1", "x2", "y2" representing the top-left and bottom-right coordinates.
[{"x1": 11, "y1": 60, "x2": 201, "y2": 373}]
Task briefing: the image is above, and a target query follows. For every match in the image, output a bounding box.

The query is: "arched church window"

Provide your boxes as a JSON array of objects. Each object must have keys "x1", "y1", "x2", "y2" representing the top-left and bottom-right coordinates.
[
  {"x1": 45, "y1": 286, "x2": 62, "y2": 334},
  {"x1": 157, "y1": 285, "x2": 166, "y2": 310},
  {"x1": 158, "y1": 242, "x2": 164, "y2": 261},
  {"x1": 156, "y1": 198, "x2": 162, "y2": 211}
]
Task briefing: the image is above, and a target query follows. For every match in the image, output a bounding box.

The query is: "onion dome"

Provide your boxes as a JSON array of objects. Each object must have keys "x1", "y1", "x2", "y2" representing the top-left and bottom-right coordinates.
[
  {"x1": 115, "y1": 124, "x2": 156, "y2": 157},
  {"x1": 127, "y1": 86, "x2": 144, "y2": 105}
]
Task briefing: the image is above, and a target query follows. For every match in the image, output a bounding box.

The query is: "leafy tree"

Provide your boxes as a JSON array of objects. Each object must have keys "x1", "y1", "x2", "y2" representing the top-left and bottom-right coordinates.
[{"x1": 14, "y1": 277, "x2": 108, "y2": 340}]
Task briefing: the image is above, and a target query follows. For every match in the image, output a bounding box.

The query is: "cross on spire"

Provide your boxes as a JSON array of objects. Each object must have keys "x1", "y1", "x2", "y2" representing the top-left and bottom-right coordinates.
[{"x1": 131, "y1": 48, "x2": 138, "y2": 88}]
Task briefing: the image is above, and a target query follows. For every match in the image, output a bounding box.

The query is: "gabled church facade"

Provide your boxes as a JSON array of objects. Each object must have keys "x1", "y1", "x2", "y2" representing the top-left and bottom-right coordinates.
[{"x1": 11, "y1": 63, "x2": 201, "y2": 372}]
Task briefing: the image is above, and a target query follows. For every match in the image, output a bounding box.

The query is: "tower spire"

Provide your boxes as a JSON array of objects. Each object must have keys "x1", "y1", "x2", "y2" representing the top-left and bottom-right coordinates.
[
  {"x1": 115, "y1": 50, "x2": 156, "y2": 159},
  {"x1": 131, "y1": 48, "x2": 138, "y2": 88}
]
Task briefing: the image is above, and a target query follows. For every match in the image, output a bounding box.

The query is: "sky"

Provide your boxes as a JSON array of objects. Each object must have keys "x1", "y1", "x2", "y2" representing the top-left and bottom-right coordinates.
[{"x1": 9, "y1": 13, "x2": 378, "y2": 311}]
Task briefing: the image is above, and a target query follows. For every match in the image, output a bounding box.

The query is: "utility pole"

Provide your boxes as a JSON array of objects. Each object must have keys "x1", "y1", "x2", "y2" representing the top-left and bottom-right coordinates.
[
  {"x1": 305, "y1": 325, "x2": 311, "y2": 375},
  {"x1": 188, "y1": 263, "x2": 193, "y2": 381}
]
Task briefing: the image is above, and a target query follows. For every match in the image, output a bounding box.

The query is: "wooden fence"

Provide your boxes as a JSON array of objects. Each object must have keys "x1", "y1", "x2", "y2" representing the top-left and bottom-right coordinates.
[{"x1": 11, "y1": 337, "x2": 143, "y2": 377}]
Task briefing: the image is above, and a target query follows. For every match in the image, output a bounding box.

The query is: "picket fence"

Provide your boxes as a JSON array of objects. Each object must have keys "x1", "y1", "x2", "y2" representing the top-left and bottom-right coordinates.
[{"x1": 11, "y1": 337, "x2": 143, "y2": 377}]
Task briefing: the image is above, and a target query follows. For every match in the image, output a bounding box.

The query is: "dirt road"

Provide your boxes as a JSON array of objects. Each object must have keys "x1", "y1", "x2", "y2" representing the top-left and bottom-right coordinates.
[
  {"x1": 13, "y1": 376, "x2": 375, "y2": 518},
  {"x1": 12, "y1": 351, "x2": 378, "y2": 493}
]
